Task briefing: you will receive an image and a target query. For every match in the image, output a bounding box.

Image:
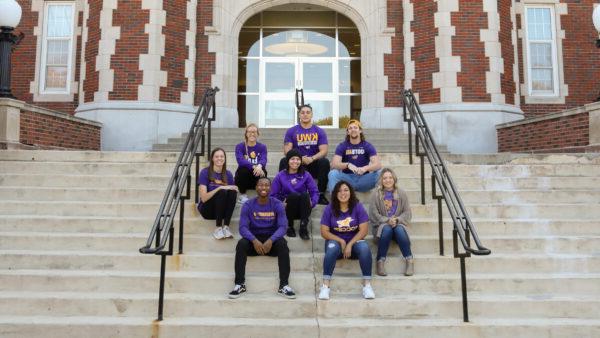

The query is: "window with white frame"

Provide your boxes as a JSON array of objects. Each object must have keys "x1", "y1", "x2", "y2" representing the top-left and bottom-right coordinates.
[
  {"x1": 40, "y1": 2, "x2": 75, "y2": 94},
  {"x1": 524, "y1": 6, "x2": 559, "y2": 96}
]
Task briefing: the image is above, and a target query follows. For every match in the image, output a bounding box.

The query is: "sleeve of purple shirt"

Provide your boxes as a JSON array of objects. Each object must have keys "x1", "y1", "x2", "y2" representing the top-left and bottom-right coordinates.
[
  {"x1": 269, "y1": 172, "x2": 285, "y2": 202},
  {"x1": 306, "y1": 174, "x2": 319, "y2": 207},
  {"x1": 235, "y1": 143, "x2": 253, "y2": 170},
  {"x1": 283, "y1": 127, "x2": 294, "y2": 145},
  {"x1": 259, "y1": 143, "x2": 268, "y2": 168},
  {"x1": 317, "y1": 126, "x2": 328, "y2": 145},
  {"x1": 238, "y1": 202, "x2": 256, "y2": 241},
  {"x1": 356, "y1": 203, "x2": 369, "y2": 224},
  {"x1": 320, "y1": 205, "x2": 332, "y2": 227},
  {"x1": 226, "y1": 170, "x2": 235, "y2": 185},
  {"x1": 197, "y1": 168, "x2": 208, "y2": 186},
  {"x1": 366, "y1": 142, "x2": 378, "y2": 156},
  {"x1": 334, "y1": 142, "x2": 345, "y2": 157},
  {"x1": 270, "y1": 199, "x2": 288, "y2": 242}
]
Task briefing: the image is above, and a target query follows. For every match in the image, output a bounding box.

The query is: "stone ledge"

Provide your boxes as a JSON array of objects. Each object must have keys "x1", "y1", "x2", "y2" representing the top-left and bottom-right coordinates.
[
  {"x1": 21, "y1": 102, "x2": 102, "y2": 128},
  {"x1": 496, "y1": 102, "x2": 600, "y2": 130}
]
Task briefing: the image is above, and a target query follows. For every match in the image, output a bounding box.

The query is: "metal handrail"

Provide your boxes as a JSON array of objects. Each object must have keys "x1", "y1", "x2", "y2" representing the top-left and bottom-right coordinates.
[
  {"x1": 402, "y1": 89, "x2": 490, "y2": 322},
  {"x1": 139, "y1": 86, "x2": 218, "y2": 321}
]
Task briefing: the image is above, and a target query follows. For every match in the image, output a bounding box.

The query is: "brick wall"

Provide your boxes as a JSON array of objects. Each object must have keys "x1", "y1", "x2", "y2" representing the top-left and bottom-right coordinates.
[
  {"x1": 497, "y1": 111, "x2": 589, "y2": 152},
  {"x1": 411, "y1": 0, "x2": 440, "y2": 104},
  {"x1": 452, "y1": 0, "x2": 490, "y2": 102},
  {"x1": 194, "y1": 0, "x2": 215, "y2": 105},
  {"x1": 19, "y1": 106, "x2": 101, "y2": 150},
  {"x1": 160, "y1": 0, "x2": 188, "y2": 103},
  {"x1": 83, "y1": 0, "x2": 102, "y2": 103},
  {"x1": 498, "y1": 0, "x2": 516, "y2": 105},
  {"x1": 384, "y1": 0, "x2": 404, "y2": 107}
]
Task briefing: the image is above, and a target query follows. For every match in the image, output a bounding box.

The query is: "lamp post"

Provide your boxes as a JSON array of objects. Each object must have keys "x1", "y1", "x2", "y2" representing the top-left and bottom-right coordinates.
[{"x1": 0, "y1": 0, "x2": 23, "y2": 98}]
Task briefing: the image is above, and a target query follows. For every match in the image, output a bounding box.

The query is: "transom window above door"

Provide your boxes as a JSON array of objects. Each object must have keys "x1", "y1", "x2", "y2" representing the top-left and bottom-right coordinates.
[{"x1": 237, "y1": 7, "x2": 361, "y2": 128}]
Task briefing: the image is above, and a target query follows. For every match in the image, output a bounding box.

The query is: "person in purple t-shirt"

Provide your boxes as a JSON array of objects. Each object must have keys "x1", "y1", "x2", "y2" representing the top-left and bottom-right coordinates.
[
  {"x1": 279, "y1": 104, "x2": 330, "y2": 205},
  {"x1": 318, "y1": 180, "x2": 375, "y2": 300},
  {"x1": 228, "y1": 177, "x2": 296, "y2": 299},
  {"x1": 328, "y1": 119, "x2": 382, "y2": 192},
  {"x1": 234, "y1": 123, "x2": 268, "y2": 204},
  {"x1": 197, "y1": 148, "x2": 238, "y2": 240},
  {"x1": 271, "y1": 149, "x2": 319, "y2": 240}
]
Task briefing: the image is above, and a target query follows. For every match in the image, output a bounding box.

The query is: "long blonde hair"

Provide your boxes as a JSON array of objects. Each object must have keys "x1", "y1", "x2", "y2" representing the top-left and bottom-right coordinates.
[
  {"x1": 244, "y1": 123, "x2": 260, "y2": 143},
  {"x1": 376, "y1": 167, "x2": 398, "y2": 197}
]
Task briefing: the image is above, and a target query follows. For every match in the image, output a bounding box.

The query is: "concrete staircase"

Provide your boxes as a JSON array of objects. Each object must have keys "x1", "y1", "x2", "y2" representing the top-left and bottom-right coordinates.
[
  {"x1": 1, "y1": 150, "x2": 600, "y2": 337},
  {"x1": 152, "y1": 128, "x2": 448, "y2": 153}
]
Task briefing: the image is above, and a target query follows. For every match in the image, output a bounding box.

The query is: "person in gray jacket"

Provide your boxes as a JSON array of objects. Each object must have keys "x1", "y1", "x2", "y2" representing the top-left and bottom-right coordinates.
[{"x1": 368, "y1": 167, "x2": 413, "y2": 276}]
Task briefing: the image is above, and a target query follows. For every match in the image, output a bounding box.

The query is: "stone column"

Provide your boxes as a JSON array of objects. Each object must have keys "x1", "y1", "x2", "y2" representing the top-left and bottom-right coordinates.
[
  {"x1": 588, "y1": 102, "x2": 600, "y2": 146},
  {"x1": 0, "y1": 98, "x2": 23, "y2": 149}
]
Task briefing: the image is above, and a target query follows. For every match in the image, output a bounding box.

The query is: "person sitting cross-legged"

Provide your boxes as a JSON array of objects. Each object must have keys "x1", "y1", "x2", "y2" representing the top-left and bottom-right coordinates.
[
  {"x1": 229, "y1": 177, "x2": 296, "y2": 299},
  {"x1": 328, "y1": 119, "x2": 382, "y2": 193}
]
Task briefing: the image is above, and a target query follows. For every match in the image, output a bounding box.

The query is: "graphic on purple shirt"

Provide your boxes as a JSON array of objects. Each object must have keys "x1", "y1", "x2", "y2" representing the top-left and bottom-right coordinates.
[
  {"x1": 270, "y1": 170, "x2": 319, "y2": 207},
  {"x1": 235, "y1": 142, "x2": 268, "y2": 170},
  {"x1": 283, "y1": 124, "x2": 328, "y2": 157},
  {"x1": 320, "y1": 202, "x2": 369, "y2": 243},
  {"x1": 239, "y1": 197, "x2": 288, "y2": 242},
  {"x1": 335, "y1": 140, "x2": 377, "y2": 174},
  {"x1": 197, "y1": 167, "x2": 234, "y2": 192},
  {"x1": 383, "y1": 190, "x2": 398, "y2": 217}
]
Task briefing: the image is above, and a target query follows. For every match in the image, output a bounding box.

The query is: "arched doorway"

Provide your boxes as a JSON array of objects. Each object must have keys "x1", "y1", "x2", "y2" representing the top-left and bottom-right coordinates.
[{"x1": 237, "y1": 5, "x2": 361, "y2": 128}]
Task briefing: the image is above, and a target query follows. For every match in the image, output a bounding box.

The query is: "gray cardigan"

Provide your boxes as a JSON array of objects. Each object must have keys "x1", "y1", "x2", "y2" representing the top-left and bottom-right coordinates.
[{"x1": 368, "y1": 187, "x2": 412, "y2": 238}]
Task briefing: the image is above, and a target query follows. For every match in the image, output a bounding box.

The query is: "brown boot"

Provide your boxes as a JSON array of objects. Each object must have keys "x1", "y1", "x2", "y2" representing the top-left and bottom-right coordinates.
[
  {"x1": 376, "y1": 260, "x2": 387, "y2": 276},
  {"x1": 404, "y1": 258, "x2": 414, "y2": 276}
]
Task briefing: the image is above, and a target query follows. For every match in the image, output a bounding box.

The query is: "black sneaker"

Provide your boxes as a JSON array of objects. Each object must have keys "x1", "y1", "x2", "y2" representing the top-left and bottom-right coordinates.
[
  {"x1": 318, "y1": 194, "x2": 329, "y2": 205},
  {"x1": 299, "y1": 220, "x2": 310, "y2": 240},
  {"x1": 228, "y1": 284, "x2": 246, "y2": 299},
  {"x1": 286, "y1": 226, "x2": 296, "y2": 237},
  {"x1": 278, "y1": 285, "x2": 296, "y2": 299}
]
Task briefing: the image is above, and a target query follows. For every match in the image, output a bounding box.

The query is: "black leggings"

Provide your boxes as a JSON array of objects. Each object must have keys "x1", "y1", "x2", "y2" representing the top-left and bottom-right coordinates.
[
  {"x1": 198, "y1": 189, "x2": 237, "y2": 227},
  {"x1": 278, "y1": 157, "x2": 330, "y2": 193},
  {"x1": 235, "y1": 166, "x2": 267, "y2": 194},
  {"x1": 285, "y1": 192, "x2": 312, "y2": 225},
  {"x1": 234, "y1": 235, "x2": 290, "y2": 288}
]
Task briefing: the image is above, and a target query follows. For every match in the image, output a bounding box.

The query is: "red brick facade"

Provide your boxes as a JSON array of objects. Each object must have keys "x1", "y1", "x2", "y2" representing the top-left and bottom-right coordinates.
[
  {"x1": 498, "y1": 0, "x2": 516, "y2": 105},
  {"x1": 20, "y1": 108, "x2": 101, "y2": 150},
  {"x1": 83, "y1": 0, "x2": 102, "y2": 103},
  {"x1": 497, "y1": 112, "x2": 589, "y2": 152},
  {"x1": 384, "y1": 0, "x2": 404, "y2": 107},
  {"x1": 411, "y1": 0, "x2": 440, "y2": 104},
  {"x1": 160, "y1": 0, "x2": 188, "y2": 103},
  {"x1": 194, "y1": 0, "x2": 215, "y2": 105}
]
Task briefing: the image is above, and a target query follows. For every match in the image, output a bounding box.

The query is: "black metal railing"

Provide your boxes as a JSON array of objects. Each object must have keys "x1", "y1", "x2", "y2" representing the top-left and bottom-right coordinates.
[
  {"x1": 139, "y1": 87, "x2": 219, "y2": 321},
  {"x1": 402, "y1": 89, "x2": 491, "y2": 322}
]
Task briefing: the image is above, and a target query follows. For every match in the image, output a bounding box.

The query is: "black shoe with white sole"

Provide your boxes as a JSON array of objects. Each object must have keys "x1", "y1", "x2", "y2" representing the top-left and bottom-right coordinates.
[
  {"x1": 228, "y1": 284, "x2": 246, "y2": 299},
  {"x1": 277, "y1": 285, "x2": 296, "y2": 299}
]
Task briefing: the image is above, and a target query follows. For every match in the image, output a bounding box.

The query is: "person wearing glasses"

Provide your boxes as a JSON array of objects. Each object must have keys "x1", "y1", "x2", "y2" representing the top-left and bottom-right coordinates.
[
  {"x1": 235, "y1": 123, "x2": 267, "y2": 204},
  {"x1": 328, "y1": 119, "x2": 382, "y2": 193},
  {"x1": 279, "y1": 104, "x2": 330, "y2": 205}
]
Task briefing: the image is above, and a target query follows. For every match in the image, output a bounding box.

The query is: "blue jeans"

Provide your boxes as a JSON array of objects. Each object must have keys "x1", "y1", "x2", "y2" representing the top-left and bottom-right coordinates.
[
  {"x1": 376, "y1": 224, "x2": 412, "y2": 261},
  {"x1": 322, "y1": 239, "x2": 372, "y2": 280},
  {"x1": 327, "y1": 169, "x2": 381, "y2": 192}
]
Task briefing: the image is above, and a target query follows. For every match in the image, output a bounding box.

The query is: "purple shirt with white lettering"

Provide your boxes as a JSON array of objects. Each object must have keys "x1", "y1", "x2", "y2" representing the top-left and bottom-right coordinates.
[
  {"x1": 335, "y1": 140, "x2": 377, "y2": 174},
  {"x1": 283, "y1": 124, "x2": 328, "y2": 157},
  {"x1": 270, "y1": 170, "x2": 319, "y2": 207},
  {"x1": 239, "y1": 197, "x2": 288, "y2": 242},
  {"x1": 320, "y1": 202, "x2": 369, "y2": 243},
  {"x1": 235, "y1": 142, "x2": 268, "y2": 170},
  {"x1": 197, "y1": 167, "x2": 234, "y2": 192}
]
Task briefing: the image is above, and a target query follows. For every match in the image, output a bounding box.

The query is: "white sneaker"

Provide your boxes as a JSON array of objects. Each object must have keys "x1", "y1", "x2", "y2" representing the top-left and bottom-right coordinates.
[
  {"x1": 213, "y1": 226, "x2": 225, "y2": 240},
  {"x1": 238, "y1": 194, "x2": 249, "y2": 204},
  {"x1": 362, "y1": 284, "x2": 375, "y2": 299},
  {"x1": 318, "y1": 285, "x2": 330, "y2": 300},
  {"x1": 222, "y1": 226, "x2": 233, "y2": 238}
]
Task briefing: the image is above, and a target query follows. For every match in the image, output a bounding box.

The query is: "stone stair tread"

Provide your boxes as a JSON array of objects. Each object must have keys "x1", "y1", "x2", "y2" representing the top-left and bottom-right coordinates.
[{"x1": 317, "y1": 316, "x2": 600, "y2": 326}]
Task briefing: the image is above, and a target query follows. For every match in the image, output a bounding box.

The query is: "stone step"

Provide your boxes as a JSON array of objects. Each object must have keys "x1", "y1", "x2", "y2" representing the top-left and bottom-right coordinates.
[
  {"x1": 1, "y1": 270, "x2": 599, "y2": 295},
  {"x1": 0, "y1": 161, "x2": 174, "y2": 176},
  {"x1": 2, "y1": 216, "x2": 598, "y2": 237},
  {"x1": 152, "y1": 143, "x2": 423, "y2": 153},
  {"x1": 4, "y1": 186, "x2": 600, "y2": 204},
  {"x1": 0, "y1": 150, "x2": 179, "y2": 163},
  {"x1": 1, "y1": 291, "x2": 598, "y2": 320},
  {"x1": 3, "y1": 250, "x2": 599, "y2": 275},
  {"x1": 1, "y1": 232, "x2": 597, "y2": 255}
]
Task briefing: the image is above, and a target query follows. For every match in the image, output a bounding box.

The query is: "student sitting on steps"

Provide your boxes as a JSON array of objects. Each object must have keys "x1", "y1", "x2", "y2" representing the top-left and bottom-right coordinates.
[
  {"x1": 234, "y1": 123, "x2": 268, "y2": 204},
  {"x1": 318, "y1": 180, "x2": 375, "y2": 300},
  {"x1": 368, "y1": 167, "x2": 414, "y2": 276},
  {"x1": 271, "y1": 149, "x2": 319, "y2": 240},
  {"x1": 229, "y1": 177, "x2": 296, "y2": 299},
  {"x1": 197, "y1": 147, "x2": 238, "y2": 240}
]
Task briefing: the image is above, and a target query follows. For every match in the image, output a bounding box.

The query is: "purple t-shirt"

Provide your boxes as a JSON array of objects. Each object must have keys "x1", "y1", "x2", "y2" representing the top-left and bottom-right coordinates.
[
  {"x1": 320, "y1": 202, "x2": 369, "y2": 243},
  {"x1": 235, "y1": 142, "x2": 268, "y2": 170},
  {"x1": 335, "y1": 140, "x2": 377, "y2": 174},
  {"x1": 197, "y1": 167, "x2": 234, "y2": 192},
  {"x1": 283, "y1": 124, "x2": 328, "y2": 157},
  {"x1": 270, "y1": 170, "x2": 319, "y2": 207},
  {"x1": 383, "y1": 190, "x2": 398, "y2": 217},
  {"x1": 239, "y1": 197, "x2": 288, "y2": 242}
]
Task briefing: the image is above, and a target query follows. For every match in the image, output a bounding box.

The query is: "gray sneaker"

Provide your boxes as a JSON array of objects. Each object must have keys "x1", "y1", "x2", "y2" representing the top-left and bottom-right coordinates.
[{"x1": 405, "y1": 257, "x2": 414, "y2": 276}]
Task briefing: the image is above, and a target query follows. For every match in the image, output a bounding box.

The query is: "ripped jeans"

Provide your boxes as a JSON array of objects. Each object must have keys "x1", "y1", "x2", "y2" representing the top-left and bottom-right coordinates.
[{"x1": 322, "y1": 239, "x2": 372, "y2": 280}]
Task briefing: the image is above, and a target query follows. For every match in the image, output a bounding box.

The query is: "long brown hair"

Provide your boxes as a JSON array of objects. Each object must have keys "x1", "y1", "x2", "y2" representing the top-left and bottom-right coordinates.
[
  {"x1": 344, "y1": 119, "x2": 366, "y2": 143},
  {"x1": 331, "y1": 180, "x2": 358, "y2": 217},
  {"x1": 207, "y1": 147, "x2": 228, "y2": 185}
]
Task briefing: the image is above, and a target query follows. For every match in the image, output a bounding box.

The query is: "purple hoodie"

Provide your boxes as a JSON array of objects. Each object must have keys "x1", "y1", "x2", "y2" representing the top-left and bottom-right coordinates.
[
  {"x1": 235, "y1": 142, "x2": 268, "y2": 171},
  {"x1": 270, "y1": 170, "x2": 319, "y2": 207},
  {"x1": 239, "y1": 197, "x2": 288, "y2": 242}
]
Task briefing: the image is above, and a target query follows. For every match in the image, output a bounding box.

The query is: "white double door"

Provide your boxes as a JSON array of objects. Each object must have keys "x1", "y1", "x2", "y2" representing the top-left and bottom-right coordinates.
[{"x1": 259, "y1": 57, "x2": 338, "y2": 128}]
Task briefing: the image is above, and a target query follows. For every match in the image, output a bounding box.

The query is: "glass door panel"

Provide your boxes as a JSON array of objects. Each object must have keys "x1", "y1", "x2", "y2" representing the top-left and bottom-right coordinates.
[
  {"x1": 300, "y1": 59, "x2": 337, "y2": 127},
  {"x1": 262, "y1": 58, "x2": 297, "y2": 127},
  {"x1": 265, "y1": 61, "x2": 295, "y2": 93},
  {"x1": 302, "y1": 62, "x2": 333, "y2": 93},
  {"x1": 265, "y1": 100, "x2": 297, "y2": 127}
]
